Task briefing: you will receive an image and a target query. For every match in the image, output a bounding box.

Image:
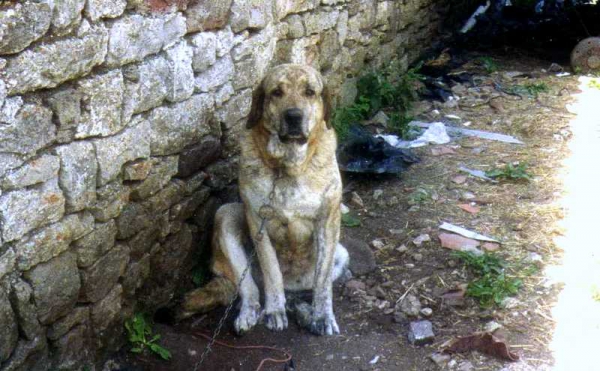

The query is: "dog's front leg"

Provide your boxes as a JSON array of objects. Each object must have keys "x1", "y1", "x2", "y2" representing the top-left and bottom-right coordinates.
[
  {"x1": 311, "y1": 194, "x2": 342, "y2": 336},
  {"x1": 246, "y1": 209, "x2": 288, "y2": 331}
]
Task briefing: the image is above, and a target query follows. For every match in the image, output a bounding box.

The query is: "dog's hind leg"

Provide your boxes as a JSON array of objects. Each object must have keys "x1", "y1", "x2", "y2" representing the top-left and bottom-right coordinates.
[{"x1": 179, "y1": 203, "x2": 261, "y2": 334}]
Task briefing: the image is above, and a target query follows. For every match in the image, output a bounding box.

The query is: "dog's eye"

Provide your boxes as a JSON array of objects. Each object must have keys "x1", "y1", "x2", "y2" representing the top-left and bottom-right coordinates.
[
  {"x1": 305, "y1": 88, "x2": 316, "y2": 97},
  {"x1": 271, "y1": 89, "x2": 283, "y2": 97}
]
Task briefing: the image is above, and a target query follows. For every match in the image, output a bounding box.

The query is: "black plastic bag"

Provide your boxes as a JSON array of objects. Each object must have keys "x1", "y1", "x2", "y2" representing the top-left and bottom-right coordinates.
[{"x1": 337, "y1": 126, "x2": 419, "y2": 174}]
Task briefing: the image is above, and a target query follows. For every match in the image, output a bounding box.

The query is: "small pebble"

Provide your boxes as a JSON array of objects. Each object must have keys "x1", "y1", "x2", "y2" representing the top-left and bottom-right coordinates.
[
  {"x1": 373, "y1": 189, "x2": 384, "y2": 200},
  {"x1": 420, "y1": 307, "x2": 433, "y2": 317}
]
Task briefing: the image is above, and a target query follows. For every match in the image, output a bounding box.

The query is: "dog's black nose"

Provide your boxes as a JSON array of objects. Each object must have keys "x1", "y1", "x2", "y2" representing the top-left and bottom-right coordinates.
[{"x1": 284, "y1": 108, "x2": 303, "y2": 129}]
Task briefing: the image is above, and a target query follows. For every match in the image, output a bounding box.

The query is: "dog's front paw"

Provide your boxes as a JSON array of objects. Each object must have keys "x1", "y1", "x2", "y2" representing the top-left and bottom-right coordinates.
[
  {"x1": 310, "y1": 313, "x2": 340, "y2": 336},
  {"x1": 261, "y1": 309, "x2": 288, "y2": 331},
  {"x1": 234, "y1": 302, "x2": 261, "y2": 334}
]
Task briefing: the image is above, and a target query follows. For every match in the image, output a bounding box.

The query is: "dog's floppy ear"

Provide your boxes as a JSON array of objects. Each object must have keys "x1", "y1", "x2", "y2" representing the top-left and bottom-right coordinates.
[
  {"x1": 246, "y1": 85, "x2": 265, "y2": 129},
  {"x1": 322, "y1": 85, "x2": 333, "y2": 130}
]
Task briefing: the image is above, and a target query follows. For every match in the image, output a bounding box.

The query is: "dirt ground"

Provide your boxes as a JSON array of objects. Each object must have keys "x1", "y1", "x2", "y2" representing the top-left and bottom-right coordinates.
[{"x1": 111, "y1": 49, "x2": 598, "y2": 371}]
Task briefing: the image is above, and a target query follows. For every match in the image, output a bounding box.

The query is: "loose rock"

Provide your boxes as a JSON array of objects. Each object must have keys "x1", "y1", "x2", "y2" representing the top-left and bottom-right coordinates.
[{"x1": 408, "y1": 320, "x2": 435, "y2": 345}]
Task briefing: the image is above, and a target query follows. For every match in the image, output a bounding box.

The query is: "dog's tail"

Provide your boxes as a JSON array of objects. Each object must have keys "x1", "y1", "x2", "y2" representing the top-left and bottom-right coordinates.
[{"x1": 176, "y1": 277, "x2": 236, "y2": 321}]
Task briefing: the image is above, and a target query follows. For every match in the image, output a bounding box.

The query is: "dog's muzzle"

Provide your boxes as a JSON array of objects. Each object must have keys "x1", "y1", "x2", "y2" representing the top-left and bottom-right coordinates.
[{"x1": 279, "y1": 108, "x2": 308, "y2": 144}]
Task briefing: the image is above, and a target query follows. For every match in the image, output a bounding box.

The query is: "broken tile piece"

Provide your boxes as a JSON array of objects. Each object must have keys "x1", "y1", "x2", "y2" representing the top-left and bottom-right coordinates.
[
  {"x1": 439, "y1": 233, "x2": 482, "y2": 255},
  {"x1": 457, "y1": 203, "x2": 480, "y2": 214}
]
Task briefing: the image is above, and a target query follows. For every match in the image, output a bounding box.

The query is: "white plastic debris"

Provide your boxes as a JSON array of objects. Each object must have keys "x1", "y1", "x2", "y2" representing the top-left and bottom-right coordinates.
[
  {"x1": 377, "y1": 122, "x2": 450, "y2": 149},
  {"x1": 460, "y1": 0, "x2": 491, "y2": 33},
  {"x1": 439, "y1": 222, "x2": 499, "y2": 243},
  {"x1": 556, "y1": 72, "x2": 571, "y2": 77},
  {"x1": 369, "y1": 355, "x2": 380, "y2": 365},
  {"x1": 458, "y1": 166, "x2": 498, "y2": 183},
  {"x1": 411, "y1": 121, "x2": 524, "y2": 144}
]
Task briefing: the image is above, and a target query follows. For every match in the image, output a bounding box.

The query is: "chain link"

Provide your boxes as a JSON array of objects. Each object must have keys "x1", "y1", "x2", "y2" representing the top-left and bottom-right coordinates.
[{"x1": 193, "y1": 169, "x2": 281, "y2": 370}]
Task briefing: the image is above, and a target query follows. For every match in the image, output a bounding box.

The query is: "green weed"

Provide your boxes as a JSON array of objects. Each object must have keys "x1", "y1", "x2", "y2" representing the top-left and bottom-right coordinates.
[
  {"x1": 453, "y1": 252, "x2": 522, "y2": 308},
  {"x1": 332, "y1": 63, "x2": 423, "y2": 140},
  {"x1": 407, "y1": 187, "x2": 431, "y2": 205},
  {"x1": 485, "y1": 162, "x2": 532, "y2": 181},
  {"x1": 477, "y1": 56, "x2": 499, "y2": 73},
  {"x1": 507, "y1": 82, "x2": 549, "y2": 98},
  {"x1": 341, "y1": 212, "x2": 361, "y2": 227},
  {"x1": 125, "y1": 313, "x2": 172, "y2": 361}
]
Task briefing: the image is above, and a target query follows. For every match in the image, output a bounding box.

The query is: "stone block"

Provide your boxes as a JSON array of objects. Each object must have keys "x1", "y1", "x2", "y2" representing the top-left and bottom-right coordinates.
[
  {"x1": 1, "y1": 21, "x2": 108, "y2": 95},
  {"x1": 115, "y1": 202, "x2": 153, "y2": 240},
  {"x1": 55, "y1": 141, "x2": 97, "y2": 212},
  {"x1": 50, "y1": 324, "x2": 92, "y2": 370},
  {"x1": 0, "y1": 97, "x2": 55, "y2": 159},
  {"x1": 88, "y1": 181, "x2": 130, "y2": 222},
  {"x1": 185, "y1": 0, "x2": 232, "y2": 32},
  {"x1": 164, "y1": 40, "x2": 194, "y2": 103},
  {"x1": 230, "y1": 0, "x2": 273, "y2": 33},
  {"x1": 0, "y1": 335, "x2": 48, "y2": 371},
  {"x1": 151, "y1": 224, "x2": 193, "y2": 279},
  {"x1": 123, "y1": 159, "x2": 153, "y2": 181},
  {"x1": 47, "y1": 306, "x2": 89, "y2": 340},
  {"x1": 0, "y1": 178, "x2": 65, "y2": 243},
  {"x1": 46, "y1": 87, "x2": 82, "y2": 131},
  {"x1": 127, "y1": 227, "x2": 160, "y2": 260},
  {"x1": 214, "y1": 83, "x2": 234, "y2": 107},
  {"x1": 0, "y1": 1, "x2": 52, "y2": 55},
  {"x1": 190, "y1": 32, "x2": 217, "y2": 72},
  {"x1": 303, "y1": 10, "x2": 339, "y2": 35},
  {"x1": 79, "y1": 243, "x2": 129, "y2": 303},
  {"x1": 24, "y1": 252, "x2": 80, "y2": 325},
  {"x1": 177, "y1": 136, "x2": 221, "y2": 177},
  {"x1": 92, "y1": 119, "x2": 151, "y2": 186},
  {"x1": 105, "y1": 13, "x2": 186, "y2": 67},
  {"x1": 195, "y1": 55, "x2": 234, "y2": 93},
  {"x1": 122, "y1": 253, "x2": 151, "y2": 297},
  {"x1": 90, "y1": 284, "x2": 123, "y2": 333},
  {"x1": 375, "y1": 1, "x2": 393, "y2": 27},
  {"x1": 214, "y1": 26, "x2": 235, "y2": 57},
  {"x1": 0, "y1": 289, "x2": 18, "y2": 362},
  {"x1": 15, "y1": 211, "x2": 94, "y2": 271},
  {"x1": 232, "y1": 32, "x2": 276, "y2": 90},
  {"x1": 147, "y1": 94, "x2": 215, "y2": 155},
  {"x1": 275, "y1": 0, "x2": 318, "y2": 20},
  {"x1": 73, "y1": 220, "x2": 117, "y2": 268},
  {"x1": 170, "y1": 187, "x2": 210, "y2": 222},
  {"x1": 231, "y1": 23, "x2": 275, "y2": 61},
  {"x1": 51, "y1": 0, "x2": 86, "y2": 32},
  {"x1": 129, "y1": 156, "x2": 179, "y2": 201},
  {"x1": 216, "y1": 89, "x2": 252, "y2": 128},
  {"x1": 121, "y1": 55, "x2": 170, "y2": 123},
  {"x1": 0, "y1": 247, "x2": 16, "y2": 280},
  {"x1": 9, "y1": 279, "x2": 42, "y2": 340},
  {"x1": 85, "y1": 0, "x2": 126, "y2": 21},
  {"x1": 0, "y1": 155, "x2": 60, "y2": 190},
  {"x1": 143, "y1": 181, "x2": 186, "y2": 214},
  {"x1": 75, "y1": 70, "x2": 125, "y2": 139},
  {"x1": 286, "y1": 14, "x2": 305, "y2": 38}
]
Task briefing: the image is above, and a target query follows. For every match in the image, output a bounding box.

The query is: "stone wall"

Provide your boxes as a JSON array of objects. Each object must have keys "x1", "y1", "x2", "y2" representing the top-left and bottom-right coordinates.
[{"x1": 0, "y1": 0, "x2": 455, "y2": 369}]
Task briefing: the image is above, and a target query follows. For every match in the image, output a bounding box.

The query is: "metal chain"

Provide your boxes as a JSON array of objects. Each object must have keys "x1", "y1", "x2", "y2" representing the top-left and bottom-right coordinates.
[{"x1": 193, "y1": 169, "x2": 282, "y2": 371}]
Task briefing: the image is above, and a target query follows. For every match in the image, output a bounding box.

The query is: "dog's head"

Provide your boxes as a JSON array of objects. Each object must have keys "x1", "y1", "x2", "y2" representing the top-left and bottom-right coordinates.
[{"x1": 246, "y1": 64, "x2": 332, "y2": 167}]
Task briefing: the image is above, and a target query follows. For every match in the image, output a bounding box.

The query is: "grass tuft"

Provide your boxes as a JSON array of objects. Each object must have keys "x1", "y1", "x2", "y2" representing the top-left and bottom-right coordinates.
[{"x1": 453, "y1": 252, "x2": 523, "y2": 308}]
